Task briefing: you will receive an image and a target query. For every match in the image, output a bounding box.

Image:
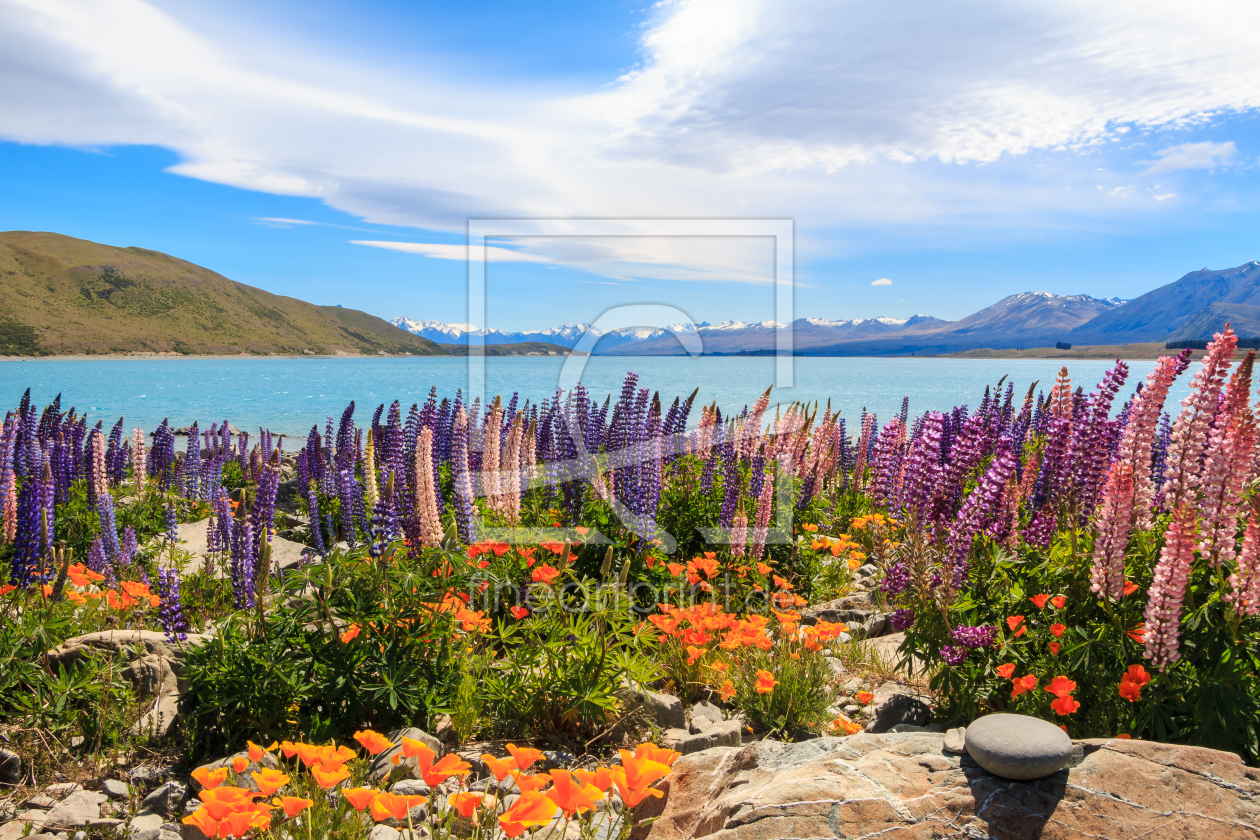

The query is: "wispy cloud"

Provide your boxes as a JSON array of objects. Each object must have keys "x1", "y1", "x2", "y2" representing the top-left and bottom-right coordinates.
[
  {"x1": 351, "y1": 241, "x2": 552, "y2": 262},
  {"x1": 871, "y1": 278, "x2": 893, "y2": 286},
  {"x1": 254, "y1": 217, "x2": 316, "y2": 228},
  {"x1": 1145, "y1": 141, "x2": 1236, "y2": 174}
]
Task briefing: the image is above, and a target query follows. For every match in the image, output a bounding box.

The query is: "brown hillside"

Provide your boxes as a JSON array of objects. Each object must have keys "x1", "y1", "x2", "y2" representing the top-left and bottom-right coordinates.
[{"x1": 0, "y1": 231, "x2": 448, "y2": 357}]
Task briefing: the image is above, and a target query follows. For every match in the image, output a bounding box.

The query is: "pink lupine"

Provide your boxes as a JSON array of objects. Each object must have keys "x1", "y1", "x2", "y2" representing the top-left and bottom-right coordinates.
[
  {"x1": 751, "y1": 463, "x2": 775, "y2": 559},
  {"x1": 1090, "y1": 352, "x2": 1187, "y2": 598},
  {"x1": 1050, "y1": 366, "x2": 1072, "y2": 418},
  {"x1": 740, "y1": 387, "x2": 772, "y2": 460},
  {"x1": 413, "y1": 428, "x2": 443, "y2": 547},
  {"x1": 482, "y1": 399, "x2": 503, "y2": 514},
  {"x1": 1, "y1": 478, "x2": 15, "y2": 544},
  {"x1": 1144, "y1": 503, "x2": 1199, "y2": 671},
  {"x1": 502, "y1": 414, "x2": 524, "y2": 525},
  {"x1": 131, "y1": 428, "x2": 147, "y2": 492},
  {"x1": 853, "y1": 413, "x2": 875, "y2": 481},
  {"x1": 1161, "y1": 326, "x2": 1237, "y2": 510},
  {"x1": 1090, "y1": 461, "x2": 1134, "y2": 600},
  {"x1": 1226, "y1": 503, "x2": 1260, "y2": 617},
  {"x1": 1195, "y1": 352, "x2": 1257, "y2": 567},
  {"x1": 731, "y1": 513, "x2": 748, "y2": 558},
  {"x1": 88, "y1": 428, "x2": 107, "y2": 504}
]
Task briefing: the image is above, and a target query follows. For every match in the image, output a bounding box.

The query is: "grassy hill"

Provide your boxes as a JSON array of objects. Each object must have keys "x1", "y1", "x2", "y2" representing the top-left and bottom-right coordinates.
[{"x1": 0, "y1": 231, "x2": 448, "y2": 357}]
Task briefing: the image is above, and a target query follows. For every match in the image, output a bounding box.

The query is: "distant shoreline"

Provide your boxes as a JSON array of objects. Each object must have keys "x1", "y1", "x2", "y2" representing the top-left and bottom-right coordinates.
[{"x1": 0, "y1": 341, "x2": 1200, "y2": 363}]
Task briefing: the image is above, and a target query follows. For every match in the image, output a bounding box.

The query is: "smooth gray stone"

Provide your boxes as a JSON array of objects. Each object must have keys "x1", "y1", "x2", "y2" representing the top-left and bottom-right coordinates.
[
  {"x1": 0, "y1": 748, "x2": 20, "y2": 786},
  {"x1": 965, "y1": 713, "x2": 1073, "y2": 780},
  {"x1": 101, "y1": 779, "x2": 130, "y2": 800}
]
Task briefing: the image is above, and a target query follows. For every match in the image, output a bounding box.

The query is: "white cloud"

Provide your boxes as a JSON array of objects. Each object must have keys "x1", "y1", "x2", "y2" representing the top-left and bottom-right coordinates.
[
  {"x1": 0, "y1": 0, "x2": 1257, "y2": 280},
  {"x1": 254, "y1": 217, "x2": 317, "y2": 227},
  {"x1": 1155, "y1": 193, "x2": 1177, "y2": 201},
  {"x1": 1145, "y1": 141, "x2": 1237, "y2": 173},
  {"x1": 351, "y1": 241, "x2": 553, "y2": 263},
  {"x1": 871, "y1": 278, "x2": 893, "y2": 286}
]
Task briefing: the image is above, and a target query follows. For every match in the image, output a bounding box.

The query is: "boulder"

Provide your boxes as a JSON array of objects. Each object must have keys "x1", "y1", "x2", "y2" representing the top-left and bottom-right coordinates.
[
  {"x1": 965, "y1": 713, "x2": 1073, "y2": 780},
  {"x1": 642, "y1": 733, "x2": 1260, "y2": 840},
  {"x1": 101, "y1": 779, "x2": 130, "y2": 800},
  {"x1": 46, "y1": 630, "x2": 210, "y2": 671},
  {"x1": 140, "y1": 781, "x2": 187, "y2": 817},
  {"x1": 865, "y1": 681, "x2": 932, "y2": 733},
  {"x1": 0, "y1": 747, "x2": 19, "y2": 786},
  {"x1": 368, "y1": 728, "x2": 443, "y2": 784},
  {"x1": 618, "y1": 686, "x2": 685, "y2": 730},
  {"x1": 687, "y1": 701, "x2": 725, "y2": 734},
  {"x1": 40, "y1": 789, "x2": 106, "y2": 830},
  {"x1": 663, "y1": 720, "x2": 744, "y2": 755}
]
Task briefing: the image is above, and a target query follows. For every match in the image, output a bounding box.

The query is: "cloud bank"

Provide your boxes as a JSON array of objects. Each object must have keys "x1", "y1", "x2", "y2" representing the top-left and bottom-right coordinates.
[{"x1": 0, "y1": 0, "x2": 1257, "y2": 280}]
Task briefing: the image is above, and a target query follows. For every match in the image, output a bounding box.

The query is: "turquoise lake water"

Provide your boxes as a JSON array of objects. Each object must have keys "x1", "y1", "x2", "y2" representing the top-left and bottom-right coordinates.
[{"x1": 0, "y1": 356, "x2": 1187, "y2": 437}]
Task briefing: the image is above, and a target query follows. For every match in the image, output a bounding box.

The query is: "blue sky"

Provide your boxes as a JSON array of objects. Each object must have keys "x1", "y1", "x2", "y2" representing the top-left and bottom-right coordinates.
[{"x1": 1, "y1": 0, "x2": 1258, "y2": 332}]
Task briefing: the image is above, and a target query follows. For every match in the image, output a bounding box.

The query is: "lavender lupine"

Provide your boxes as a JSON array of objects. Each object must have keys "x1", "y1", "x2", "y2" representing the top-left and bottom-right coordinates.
[
  {"x1": 952, "y1": 624, "x2": 998, "y2": 649},
  {"x1": 165, "y1": 506, "x2": 178, "y2": 543},
  {"x1": 305, "y1": 480, "x2": 327, "y2": 556},
  {"x1": 1161, "y1": 326, "x2": 1238, "y2": 511},
  {"x1": 105, "y1": 417, "x2": 126, "y2": 486},
  {"x1": 230, "y1": 516, "x2": 257, "y2": 608},
  {"x1": 183, "y1": 421, "x2": 201, "y2": 499},
  {"x1": 899, "y1": 412, "x2": 944, "y2": 522},
  {"x1": 10, "y1": 473, "x2": 43, "y2": 584},
  {"x1": 252, "y1": 449, "x2": 282, "y2": 543},
  {"x1": 1144, "y1": 503, "x2": 1199, "y2": 671},
  {"x1": 1195, "y1": 352, "x2": 1257, "y2": 568},
  {"x1": 889, "y1": 608, "x2": 916, "y2": 631},
  {"x1": 156, "y1": 568, "x2": 189, "y2": 643}
]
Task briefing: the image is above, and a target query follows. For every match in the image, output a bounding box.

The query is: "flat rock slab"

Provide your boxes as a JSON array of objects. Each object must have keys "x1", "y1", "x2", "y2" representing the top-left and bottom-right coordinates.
[
  {"x1": 47, "y1": 629, "x2": 212, "y2": 670},
  {"x1": 966, "y1": 713, "x2": 1073, "y2": 780},
  {"x1": 166, "y1": 517, "x2": 311, "y2": 577},
  {"x1": 641, "y1": 733, "x2": 1260, "y2": 840}
]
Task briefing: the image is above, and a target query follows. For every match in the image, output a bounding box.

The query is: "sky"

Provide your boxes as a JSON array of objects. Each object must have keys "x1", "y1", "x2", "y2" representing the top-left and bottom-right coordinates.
[{"x1": 1, "y1": 0, "x2": 1258, "y2": 333}]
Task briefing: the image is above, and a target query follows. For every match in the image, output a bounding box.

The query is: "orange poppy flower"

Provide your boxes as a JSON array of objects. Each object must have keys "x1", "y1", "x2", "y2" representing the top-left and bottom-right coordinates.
[
  {"x1": 1122, "y1": 581, "x2": 1141, "y2": 596},
  {"x1": 310, "y1": 763, "x2": 350, "y2": 789},
  {"x1": 1011, "y1": 675, "x2": 1037, "y2": 698},
  {"x1": 756, "y1": 563, "x2": 772, "y2": 576},
  {"x1": 182, "y1": 808, "x2": 218, "y2": 837},
  {"x1": 510, "y1": 606, "x2": 529, "y2": 620},
  {"x1": 198, "y1": 787, "x2": 258, "y2": 820},
  {"x1": 499, "y1": 791, "x2": 560, "y2": 837},
  {"x1": 754, "y1": 670, "x2": 778, "y2": 694},
  {"x1": 1045, "y1": 676, "x2": 1077, "y2": 698},
  {"x1": 482, "y1": 754, "x2": 516, "y2": 781},
  {"x1": 342, "y1": 787, "x2": 379, "y2": 811},
  {"x1": 273, "y1": 796, "x2": 312, "y2": 818},
  {"x1": 443, "y1": 791, "x2": 480, "y2": 819},
  {"x1": 610, "y1": 754, "x2": 672, "y2": 807},
  {"x1": 1050, "y1": 595, "x2": 1066, "y2": 609},
  {"x1": 1122, "y1": 664, "x2": 1151, "y2": 688},
  {"x1": 719, "y1": 679, "x2": 736, "y2": 701},
  {"x1": 247, "y1": 741, "x2": 278, "y2": 763},
  {"x1": 192, "y1": 766, "x2": 229, "y2": 790},
  {"x1": 995, "y1": 663, "x2": 1016, "y2": 679},
  {"x1": 506, "y1": 743, "x2": 545, "y2": 771},
  {"x1": 232, "y1": 756, "x2": 248, "y2": 774},
  {"x1": 571, "y1": 767, "x2": 615, "y2": 792},
  {"x1": 1115, "y1": 733, "x2": 1132, "y2": 740},
  {"x1": 856, "y1": 691, "x2": 874, "y2": 704},
  {"x1": 1126, "y1": 623, "x2": 1145, "y2": 643},
  {"x1": 1050, "y1": 623, "x2": 1066, "y2": 638},
  {"x1": 831, "y1": 717, "x2": 862, "y2": 735},
  {"x1": 1030, "y1": 594, "x2": 1050, "y2": 609},
  {"x1": 628, "y1": 743, "x2": 681, "y2": 767},
  {"x1": 340, "y1": 624, "x2": 361, "y2": 643},
  {"x1": 1049, "y1": 642, "x2": 1061, "y2": 655},
  {"x1": 1006, "y1": 616, "x2": 1026, "y2": 637},
  {"x1": 353, "y1": 730, "x2": 394, "y2": 755},
  {"x1": 251, "y1": 768, "x2": 289, "y2": 797},
  {"x1": 531, "y1": 564, "x2": 560, "y2": 585},
  {"x1": 420, "y1": 753, "x2": 472, "y2": 786},
  {"x1": 511, "y1": 771, "x2": 552, "y2": 793},
  {"x1": 685, "y1": 645, "x2": 707, "y2": 665},
  {"x1": 1050, "y1": 694, "x2": 1080, "y2": 715},
  {"x1": 547, "y1": 770, "x2": 602, "y2": 818},
  {"x1": 217, "y1": 808, "x2": 263, "y2": 838},
  {"x1": 1118, "y1": 680, "x2": 1142, "y2": 702}
]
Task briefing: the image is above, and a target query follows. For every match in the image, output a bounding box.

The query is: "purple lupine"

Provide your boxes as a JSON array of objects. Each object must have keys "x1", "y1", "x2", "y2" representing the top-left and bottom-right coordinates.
[
  {"x1": 889, "y1": 608, "x2": 916, "y2": 631},
  {"x1": 951, "y1": 624, "x2": 998, "y2": 649},
  {"x1": 10, "y1": 473, "x2": 43, "y2": 585},
  {"x1": 120, "y1": 526, "x2": 138, "y2": 567},
  {"x1": 899, "y1": 412, "x2": 944, "y2": 521},
  {"x1": 105, "y1": 417, "x2": 126, "y2": 486},
  {"x1": 97, "y1": 493, "x2": 121, "y2": 567},
  {"x1": 881, "y1": 561, "x2": 911, "y2": 596},
  {"x1": 230, "y1": 516, "x2": 256, "y2": 608},
  {"x1": 306, "y1": 480, "x2": 326, "y2": 556},
  {"x1": 149, "y1": 420, "x2": 178, "y2": 490},
  {"x1": 252, "y1": 449, "x2": 282, "y2": 543},
  {"x1": 165, "y1": 506, "x2": 178, "y2": 543},
  {"x1": 85, "y1": 537, "x2": 109, "y2": 578},
  {"x1": 946, "y1": 436, "x2": 1017, "y2": 584},
  {"x1": 156, "y1": 567, "x2": 189, "y2": 643},
  {"x1": 183, "y1": 421, "x2": 201, "y2": 499},
  {"x1": 939, "y1": 645, "x2": 967, "y2": 666}
]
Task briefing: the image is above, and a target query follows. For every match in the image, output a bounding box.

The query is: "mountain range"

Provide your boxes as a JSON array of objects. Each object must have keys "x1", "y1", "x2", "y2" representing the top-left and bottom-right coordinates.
[{"x1": 394, "y1": 262, "x2": 1260, "y2": 355}]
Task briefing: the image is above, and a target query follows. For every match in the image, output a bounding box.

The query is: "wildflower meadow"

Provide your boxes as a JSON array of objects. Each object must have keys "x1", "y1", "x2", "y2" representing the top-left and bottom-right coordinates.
[{"x1": 2, "y1": 325, "x2": 1260, "y2": 838}]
